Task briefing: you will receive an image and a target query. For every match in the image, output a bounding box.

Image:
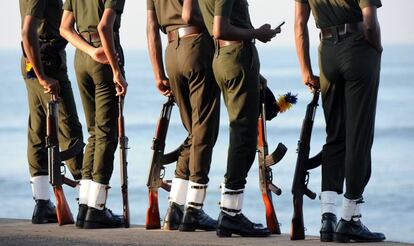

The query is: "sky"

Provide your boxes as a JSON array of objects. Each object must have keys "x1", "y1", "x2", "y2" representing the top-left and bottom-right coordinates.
[{"x1": 1, "y1": 0, "x2": 413, "y2": 50}]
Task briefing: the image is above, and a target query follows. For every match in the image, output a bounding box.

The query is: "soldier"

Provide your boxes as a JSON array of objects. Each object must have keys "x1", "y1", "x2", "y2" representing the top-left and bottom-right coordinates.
[
  {"x1": 198, "y1": 0, "x2": 280, "y2": 237},
  {"x1": 60, "y1": 0, "x2": 127, "y2": 229},
  {"x1": 19, "y1": 0, "x2": 84, "y2": 224},
  {"x1": 147, "y1": 0, "x2": 220, "y2": 231},
  {"x1": 294, "y1": 0, "x2": 385, "y2": 243}
]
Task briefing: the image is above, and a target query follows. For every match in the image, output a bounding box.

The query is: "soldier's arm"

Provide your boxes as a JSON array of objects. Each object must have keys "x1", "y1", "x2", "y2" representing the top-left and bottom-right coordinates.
[
  {"x1": 212, "y1": 0, "x2": 278, "y2": 43},
  {"x1": 361, "y1": 6, "x2": 382, "y2": 53},
  {"x1": 294, "y1": 2, "x2": 319, "y2": 90},
  {"x1": 182, "y1": 0, "x2": 204, "y2": 26},
  {"x1": 60, "y1": 11, "x2": 109, "y2": 65},
  {"x1": 146, "y1": 10, "x2": 171, "y2": 96},
  {"x1": 98, "y1": 8, "x2": 127, "y2": 96},
  {"x1": 21, "y1": 15, "x2": 59, "y2": 94}
]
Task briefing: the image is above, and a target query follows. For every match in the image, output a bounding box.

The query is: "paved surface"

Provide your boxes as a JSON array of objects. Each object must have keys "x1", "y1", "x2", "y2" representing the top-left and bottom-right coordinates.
[{"x1": 0, "y1": 218, "x2": 411, "y2": 246}]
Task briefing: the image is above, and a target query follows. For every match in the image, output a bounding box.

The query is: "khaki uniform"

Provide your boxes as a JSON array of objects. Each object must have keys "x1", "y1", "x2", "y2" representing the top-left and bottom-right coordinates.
[
  {"x1": 296, "y1": 0, "x2": 382, "y2": 200},
  {"x1": 199, "y1": 0, "x2": 260, "y2": 190},
  {"x1": 19, "y1": 0, "x2": 83, "y2": 179},
  {"x1": 63, "y1": 0, "x2": 125, "y2": 185},
  {"x1": 147, "y1": 0, "x2": 220, "y2": 184}
]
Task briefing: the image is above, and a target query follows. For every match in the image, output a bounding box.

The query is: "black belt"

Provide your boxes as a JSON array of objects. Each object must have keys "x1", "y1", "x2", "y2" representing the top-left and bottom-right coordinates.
[{"x1": 320, "y1": 22, "x2": 363, "y2": 40}]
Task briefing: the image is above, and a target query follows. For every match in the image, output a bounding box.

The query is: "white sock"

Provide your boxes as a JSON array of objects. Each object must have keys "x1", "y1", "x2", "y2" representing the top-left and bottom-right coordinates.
[
  {"x1": 220, "y1": 183, "x2": 243, "y2": 216},
  {"x1": 169, "y1": 178, "x2": 188, "y2": 205},
  {"x1": 78, "y1": 179, "x2": 91, "y2": 205},
  {"x1": 342, "y1": 197, "x2": 363, "y2": 221},
  {"x1": 88, "y1": 181, "x2": 107, "y2": 210},
  {"x1": 320, "y1": 191, "x2": 338, "y2": 215},
  {"x1": 30, "y1": 175, "x2": 50, "y2": 200},
  {"x1": 186, "y1": 181, "x2": 207, "y2": 209}
]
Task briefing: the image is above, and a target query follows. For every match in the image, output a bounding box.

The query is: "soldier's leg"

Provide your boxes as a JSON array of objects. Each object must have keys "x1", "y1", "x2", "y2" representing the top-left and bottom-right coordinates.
[
  {"x1": 162, "y1": 39, "x2": 191, "y2": 230},
  {"x1": 73, "y1": 50, "x2": 96, "y2": 227},
  {"x1": 21, "y1": 57, "x2": 57, "y2": 224},
  {"x1": 213, "y1": 43, "x2": 268, "y2": 237},
  {"x1": 83, "y1": 60, "x2": 122, "y2": 229},
  {"x1": 318, "y1": 43, "x2": 344, "y2": 241},
  {"x1": 334, "y1": 34, "x2": 384, "y2": 243},
  {"x1": 174, "y1": 33, "x2": 221, "y2": 231}
]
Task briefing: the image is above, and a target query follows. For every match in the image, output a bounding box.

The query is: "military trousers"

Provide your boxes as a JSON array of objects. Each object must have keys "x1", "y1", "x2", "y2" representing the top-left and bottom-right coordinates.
[
  {"x1": 74, "y1": 49, "x2": 119, "y2": 185},
  {"x1": 165, "y1": 31, "x2": 221, "y2": 185},
  {"x1": 319, "y1": 32, "x2": 381, "y2": 200},
  {"x1": 21, "y1": 52, "x2": 83, "y2": 180},
  {"x1": 212, "y1": 41, "x2": 260, "y2": 190}
]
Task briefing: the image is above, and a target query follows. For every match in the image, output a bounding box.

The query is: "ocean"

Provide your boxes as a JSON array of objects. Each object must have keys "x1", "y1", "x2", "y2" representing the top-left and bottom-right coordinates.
[{"x1": 0, "y1": 45, "x2": 413, "y2": 243}]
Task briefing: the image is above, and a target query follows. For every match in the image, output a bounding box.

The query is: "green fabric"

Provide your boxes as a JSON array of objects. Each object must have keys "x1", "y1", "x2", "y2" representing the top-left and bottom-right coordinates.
[
  {"x1": 19, "y1": 0, "x2": 63, "y2": 40},
  {"x1": 21, "y1": 55, "x2": 84, "y2": 180},
  {"x1": 74, "y1": 50, "x2": 119, "y2": 184},
  {"x1": 199, "y1": 0, "x2": 253, "y2": 37},
  {"x1": 295, "y1": 0, "x2": 382, "y2": 28},
  {"x1": 63, "y1": 0, "x2": 125, "y2": 34},
  {"x1": 318, "y1": 32, "x2": 381, "y2": 199},
  {"x1": 165, "y1": 32, "x2": 220, "y2": 184},
  {"x1": 146, "y1": 0, "x2": 188, "y2": 33},
  {"x1": 213, "y1": 42, "x2": 260, "y2": 190}
]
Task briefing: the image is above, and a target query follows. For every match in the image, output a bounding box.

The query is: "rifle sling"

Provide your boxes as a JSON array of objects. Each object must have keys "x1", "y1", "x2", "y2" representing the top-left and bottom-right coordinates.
[{"x1": 60, "y1": 139, "x2": 85, "y2": 161}]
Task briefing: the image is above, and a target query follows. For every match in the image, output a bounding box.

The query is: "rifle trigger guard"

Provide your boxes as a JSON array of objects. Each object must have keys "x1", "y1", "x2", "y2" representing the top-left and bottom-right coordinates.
[
  {"x1": 160, "y1": 167, "x2": 165, "y2": 179},
  {"x1": 60, "y1": 164, "x2": 66, "y2": 176}
]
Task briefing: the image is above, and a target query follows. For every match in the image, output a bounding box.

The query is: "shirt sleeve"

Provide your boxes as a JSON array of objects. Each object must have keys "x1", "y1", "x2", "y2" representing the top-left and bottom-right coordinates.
[
  {"x1": 62, "y1": 0, "x2": 72, "y2": 11},
  {"x1": 105, "y1": 0, "x2": 125, "y2": 13},
  {"x1": 359, "y1": 0, "x2": 382, "y2": 9},
  {"x1": 214, "y1": 0, "x2": 234, "y2": 18},
  {"x1": 25, "y1": 0, "x2": 46, "y2": 18},
  {"x1": 147, "y1": 0, "x2": 155, "y2": 11}
]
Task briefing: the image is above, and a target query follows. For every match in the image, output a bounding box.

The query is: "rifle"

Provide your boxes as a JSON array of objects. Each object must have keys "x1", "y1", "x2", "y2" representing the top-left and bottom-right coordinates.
[
  {"x1": 290, "y1": 90, "x2": 323, "y2": 240},
  {"x1": 46, "y1": 94, "x2": 84, "y2": 225},
  {"x1": 145, "y1": 96, "x2": 180, "y2": 229},
  {"x1": 257, "y1": 86, "x2": 295, "y2": 234},
  {"x1": 118, "y1": 96, "x2": 130, "y2": 228}
]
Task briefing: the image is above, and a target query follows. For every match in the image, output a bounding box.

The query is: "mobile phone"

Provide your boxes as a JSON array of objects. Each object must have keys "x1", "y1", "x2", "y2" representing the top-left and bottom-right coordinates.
[{"x1": 275, "y1": 21, "x2": 286, "y2": 30}]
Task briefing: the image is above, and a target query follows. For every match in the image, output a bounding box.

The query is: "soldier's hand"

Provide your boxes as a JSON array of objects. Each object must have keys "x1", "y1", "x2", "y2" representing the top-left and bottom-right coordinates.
[
  {"x1": 39, "y1": 76, "x2": 60, "y2": 94},
  {"x1": 254, "y1": 24, "x2": 278, "y2": 43},
  {"x1": 156, "y1": 78, "x2": 172, "y2": 97},
  {"x1": 114, "y1": 72, "x2": 128, "y2": 96},
  {"x1": 303, "y1": 74, "x2": 320, "y2": 92},
  {"x1": 90, "y1": 47, "x2": 109, "y2": 64}
]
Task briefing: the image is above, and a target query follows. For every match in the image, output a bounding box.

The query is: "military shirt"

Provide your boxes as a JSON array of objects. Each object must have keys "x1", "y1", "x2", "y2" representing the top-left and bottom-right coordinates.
[
  {"x1": 19, "y1": 0, "x2": 63, "y2": 40},
  {"x1": 147, "y1": 0, "x2": 190, "y2": 33},
  {"x1": 295, "y1": 0, "x2": 382, "y2": 28},
  {"x1": 199, "y1": 0, "x2": 253, "y2": 37},
  {"x1": 63, "y1": 0, "x2": 125, "y2": 34}
]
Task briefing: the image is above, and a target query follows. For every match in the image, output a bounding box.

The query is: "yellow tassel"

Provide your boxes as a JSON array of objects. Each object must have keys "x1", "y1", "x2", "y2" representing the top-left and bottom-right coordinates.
[
  {"x1": 277, "y1": 95, "x2": 293, "y2": 113},
  {"x1": 26, "y1": 60, "x2": 33, "y2": 72}
]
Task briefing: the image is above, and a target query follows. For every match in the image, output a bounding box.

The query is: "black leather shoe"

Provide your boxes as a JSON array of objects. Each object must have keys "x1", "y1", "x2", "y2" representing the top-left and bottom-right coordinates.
[
  {"x1": 320, "y1": 213, "x2": 337, "y2": 242},
  {"x1": 179, "y1": 207, "x2": 217, "y2": 231},
  {"x1": 334, "y1": 219, "x2": 386, "y2": 243},
  {"x1": 163, "y1": 202, "x2": 184, "y2": 230},
  {"x1": 32, "y1": 199, "x2": 58, "y2": 224},
  {"x1": 83, "y1": 207, "x2": 124, "y2": 229},
  {"x1": 216, "y1": 212, "x2": 270, "y2": 237},
  {"x1": 76, "y1": 204, "x2": 88, "y2": 228}
]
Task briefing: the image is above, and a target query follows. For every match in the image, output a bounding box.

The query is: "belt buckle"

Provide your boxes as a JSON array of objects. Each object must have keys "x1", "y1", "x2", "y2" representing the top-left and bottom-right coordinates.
[{"x1": 332, "y1": 26, "x2": 340, "y2": 44}]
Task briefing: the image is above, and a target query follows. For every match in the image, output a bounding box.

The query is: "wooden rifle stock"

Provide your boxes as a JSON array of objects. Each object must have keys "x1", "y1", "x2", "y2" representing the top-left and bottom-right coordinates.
[
  {"x1": 118, "y1": 96, "x2": 130, "y2": 228},
  {"x1": 290, "y1": 90, "x2": 321, "y2": 240},
  {"x1": 146, "y1": 190, "x2": 161, "y2": 229},
  {"x1": 53, "y1": 186, "x2": 74, "y2": 225},
  {"x1": 145, "y1": 96, "x2": 178, "y2": 229}
]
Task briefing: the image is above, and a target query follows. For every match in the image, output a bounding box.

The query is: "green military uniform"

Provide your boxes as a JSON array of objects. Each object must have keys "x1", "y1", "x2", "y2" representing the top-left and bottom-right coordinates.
[
  {"x1": 147, "y1": 0, "x2": 220, "y2": 185},
  {"x1": 63, "y1": 0, "x2": 125, "y2": 185},
  {"x1": 295, "y1": 0, "x2": 382, "y2": 200},
  {"x1": 19, "y1": 0, "x2": 83, "y2": 180},
  {"x1": 199, "y1": 0, "x2": 260, "y2": 190}
]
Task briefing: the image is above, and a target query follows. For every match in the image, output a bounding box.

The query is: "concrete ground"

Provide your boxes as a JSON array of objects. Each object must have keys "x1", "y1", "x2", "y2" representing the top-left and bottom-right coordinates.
[{"x1": 0, "y1": 218, "x2": 410, "y2": 246}]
